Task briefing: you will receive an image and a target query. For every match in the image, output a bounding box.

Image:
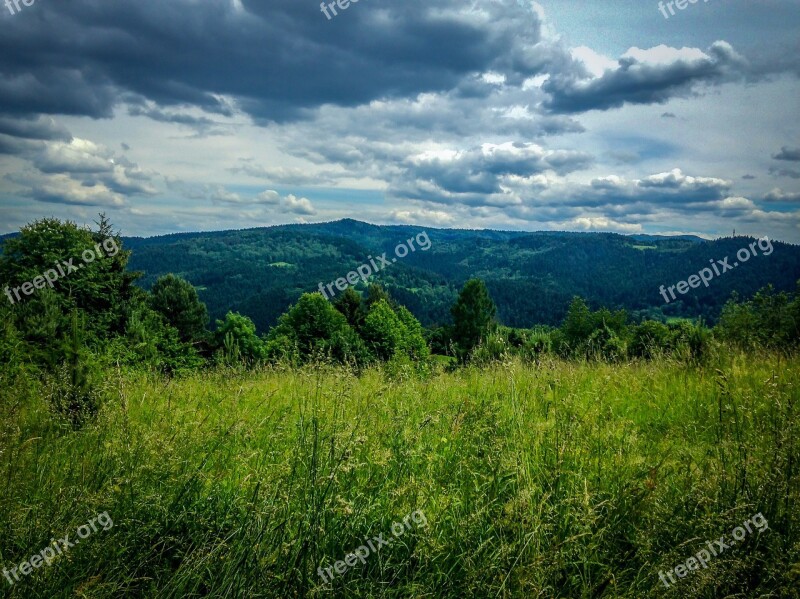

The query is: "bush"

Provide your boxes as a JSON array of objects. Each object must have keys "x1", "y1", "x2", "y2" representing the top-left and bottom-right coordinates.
[
  {"x1": 670, "y1": 320, "x2": 712, "y2": 364},
  {"x1": 214, "y1": 312, "x2": 266, "y2": 365},
  {"x1": 629, "y1": 320, "x2": 672, "y2": 360},
  {"x1": 362, "y1": 300, "x2": 407, "y2": 361},
  {"x1": 469, "y1": 331, "x2": 512, "y2": 366},
  {"x1": 42, "y1": 362, "x2": 105, "y2": 428},
  {"x1": 585, "y1": 324, "x2": 626, "y2": 362},
  {"x1": 716, "y1": 284, "x2": 800, "y2": 350},
  {"x1": 43, "y1": 312, "x2": 105, "y2": 428},
  {"x1": 521, "y1": 328, "x2": 553, "y2": 361},
  {"x1": 110, "y1": 301, "x2": 204, "y2": 373},
  {"x1": 263, "y1": 334, "x2": 299, "y2": 366},
  {"x1": 267, "y1": 293, "x2": 370, "y2": 365}
]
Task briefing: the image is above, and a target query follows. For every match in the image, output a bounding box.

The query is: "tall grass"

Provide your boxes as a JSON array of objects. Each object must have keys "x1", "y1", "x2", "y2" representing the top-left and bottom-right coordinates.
[{"x1": 0, "y1": 353, "x2": 798, "y2": 597}]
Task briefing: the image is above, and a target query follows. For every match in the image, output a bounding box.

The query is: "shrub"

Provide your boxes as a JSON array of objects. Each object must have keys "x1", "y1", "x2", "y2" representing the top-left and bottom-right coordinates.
[
  {"x1": 263, "y1": 334, "x2": 299, "y2": 366},
  {"x1": 670, "y1": 320, "x2": 712, "y2": 364},
  {"x1": 362, "y1": 300, "x2": 407, "y2": 361},
  {"x1": 267, "y1": 293, "x2": 369, "y2": 365},
  {"x1": 214, "y1": 312, "x2": 266, "y2": 365},
  {"x1": 585, "y1": 324, "x2": 626, "y2": 362},
  {"x1": 43, "y1": 362, "x2": 105, "y2": 428},
  {"x1": 470, "y1": 331, "x2": 512, "y2": 366},
  {"x1": 522, "y1": 328, "x2": 553, "y2": 361},
  {"x1": 44, "y1": 312, "x2": 105, "y2": 428},
  {"x1": 629, "y1": 321, "x2": 672, "y2": 360}
]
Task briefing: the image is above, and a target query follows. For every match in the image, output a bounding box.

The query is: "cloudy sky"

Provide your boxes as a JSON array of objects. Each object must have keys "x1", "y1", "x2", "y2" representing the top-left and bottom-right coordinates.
[{"x1": 0, "y1": 0, "x2": 799, "y2": 240}]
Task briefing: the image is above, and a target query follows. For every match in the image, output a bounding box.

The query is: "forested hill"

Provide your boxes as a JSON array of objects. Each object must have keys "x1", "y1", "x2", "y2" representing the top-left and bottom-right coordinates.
[{"x1": 119, "y1": 219, "x2": 799, "y2": 332}]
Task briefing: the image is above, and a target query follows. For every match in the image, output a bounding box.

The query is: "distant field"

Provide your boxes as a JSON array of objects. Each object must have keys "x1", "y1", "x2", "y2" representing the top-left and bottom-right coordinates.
[{"x1": 1, "y1": 355, "x2": 798, "y2": 597}]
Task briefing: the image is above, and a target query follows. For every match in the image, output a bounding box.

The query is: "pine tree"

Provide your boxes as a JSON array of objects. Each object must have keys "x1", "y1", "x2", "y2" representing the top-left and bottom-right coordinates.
[{"x1": 451, "y1": 279, "x2": 496, "y2": 361}]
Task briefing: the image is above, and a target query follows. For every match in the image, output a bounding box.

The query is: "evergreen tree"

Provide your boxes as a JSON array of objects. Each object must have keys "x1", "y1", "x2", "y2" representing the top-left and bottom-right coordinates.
[
  {"x1": 0, "y1": 216, "x2": 138, "y2": 365},
  {"x1": 364, "y1": 283, "x2": 392, "y2": 311},
  {"x1": 149, "y1": 274, "x2": 209, "y2": 346},
  {"x1": 333, "y1": 287, "x2": 364, "y2": 330},
  {"x1": 451, "y1": 279, "x2": 496, "y2": 361}
]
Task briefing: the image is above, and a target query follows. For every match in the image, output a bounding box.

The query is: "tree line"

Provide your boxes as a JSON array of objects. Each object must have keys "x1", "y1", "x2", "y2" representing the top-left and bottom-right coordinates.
[{"x1": 1, "y1": 217, "x2": 798, "y2": 426}]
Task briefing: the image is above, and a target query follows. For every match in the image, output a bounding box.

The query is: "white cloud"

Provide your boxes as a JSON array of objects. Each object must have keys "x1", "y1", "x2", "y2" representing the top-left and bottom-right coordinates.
[
  {"x1": 283, "y1": 194, "x2": 316, "y2": 215},
  {"x1": 763, "y1": 188, "x2": 800, "y2": 203},
  {"x1": 621, "y1": 45, "x2": 709, "y2": 67},
  {"x1": 571, "y1": 46, "x2": 617, "y2": 78}
]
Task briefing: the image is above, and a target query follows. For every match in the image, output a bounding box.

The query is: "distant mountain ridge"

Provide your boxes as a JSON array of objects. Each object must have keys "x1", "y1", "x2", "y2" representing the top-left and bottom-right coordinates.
[{"x1": 115, "y1": 219, "x2": 800, "y2": 332}]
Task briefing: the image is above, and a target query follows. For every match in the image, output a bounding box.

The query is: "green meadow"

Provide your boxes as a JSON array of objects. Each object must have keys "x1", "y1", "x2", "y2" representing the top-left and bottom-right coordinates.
[{"x1": 2, "y1": 354, "x2": 798, "y2": 598}]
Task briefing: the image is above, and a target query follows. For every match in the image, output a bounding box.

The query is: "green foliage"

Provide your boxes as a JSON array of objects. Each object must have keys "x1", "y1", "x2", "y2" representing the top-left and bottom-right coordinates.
[
  {"x1": 149, "y1": 274, "x2": 209, "y2": 346},
  {"x1": 359, "y1": 300, "x2": 430, "y2": 364},
  {"x1": 522, "y1": 327, "x2": 553, "y2": 360},
  {"x1": 585, "y1": 324, "x2": 626, "y2": 362},
  {"x1": 111, "y1": 295, "x2": 204, "y2": 373},
  {"x1": 263, "y1": 333, "x2": 300, "y2": 365},
  {"x1": 214, "y1": 312, "x2": 267, "y2": 365},
  {"x1": 394, "y1": 305, "x2": 430, "y2": 361},
  {"x1": 0, "y1": 302, "x2": 31, "y2": 387},
  {"x1": 333, "y1": 286, "x2": 364, "y2": 330},
  {"x1": 0, "y1": 216, "x2": 139, "y2": 367},
  {"x1": 629, "y1": 320, "x2": 672, "y2": 360},
  {"x1": 557, "y1": 297, "x2": 629, "y2": 360},
  {"x1": 426, "y1": 325, "x2": 456, "y2": 357},
  {"x1": 469, "y1": 331, "x2": 512, "y2": 366},
  {"x1": 362, "y1": 300, "x2": 407, "y2": 361},
  {"x1": 364, "y1": 282, "x2": 393, "y2": 311},
  {"x1": 43, "y1": 312, "x2": 104, "y2": 428},
  {"x1": 560, "y1": 296, "x2": 594, "y2": 347},
  {"x1": 267, "y1": 293, "x2": 369, "y2": 365},
  {"x1": 669, "y1": 319, "x2": 713, "y2": 364},
  {"x1": 716, "y1": 284, "x2": 800, "y2": 350},
  {"x1": 451, "y1": 279, "x2": 497, "y2": 361}
]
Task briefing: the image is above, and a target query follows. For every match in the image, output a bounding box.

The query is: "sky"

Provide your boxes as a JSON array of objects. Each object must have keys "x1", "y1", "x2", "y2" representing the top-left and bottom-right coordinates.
[{"x1": 0, "y1": 0, "x2": 799, "y2": 241}]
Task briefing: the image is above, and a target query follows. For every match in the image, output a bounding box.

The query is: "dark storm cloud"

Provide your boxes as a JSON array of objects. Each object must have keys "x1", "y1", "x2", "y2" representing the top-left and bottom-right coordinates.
[
  {"x1": 0, "y1": 0, "x2": 570, "y2": 124},
  {"x1": 544, "y1": 42, "x2": 749, "y2": 114},
  {"x1": 770, "y1": 167, "x2": 800, "y2": 179},
  {"x1": 126, "y1": 105, "x2": 216, "y2": 130},
  {"x1": 773, "y1": 146, "x2": 800, "y2": 161},
  {"x1": 0, "y1": 115, "x2": 72, "y2": 142}
]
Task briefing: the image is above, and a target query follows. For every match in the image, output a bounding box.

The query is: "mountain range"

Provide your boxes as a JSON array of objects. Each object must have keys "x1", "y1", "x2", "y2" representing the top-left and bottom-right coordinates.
[{"x1": 118, "y1": 219, "x2": 800, "y2": 332}]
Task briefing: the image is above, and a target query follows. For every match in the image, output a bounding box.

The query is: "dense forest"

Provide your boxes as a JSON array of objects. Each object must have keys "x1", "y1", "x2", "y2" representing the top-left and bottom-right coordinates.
[{"x1": 92, "y1": 219, "x2": 800, "y2": 333}]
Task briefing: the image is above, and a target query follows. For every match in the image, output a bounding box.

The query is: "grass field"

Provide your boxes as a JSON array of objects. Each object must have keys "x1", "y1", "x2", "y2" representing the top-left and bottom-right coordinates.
[{"x1": 1, "y1": 354, "x2": 799, "y2": 598}]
